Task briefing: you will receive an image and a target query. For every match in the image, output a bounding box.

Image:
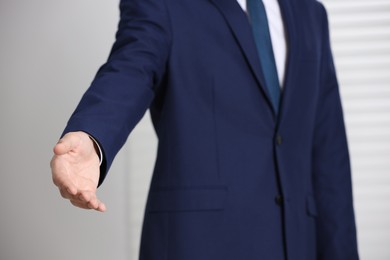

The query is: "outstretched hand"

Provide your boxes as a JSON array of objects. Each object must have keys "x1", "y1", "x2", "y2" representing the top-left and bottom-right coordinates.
[{"x1": 50, "y1": 131, "x2": 106, "y2": 212}]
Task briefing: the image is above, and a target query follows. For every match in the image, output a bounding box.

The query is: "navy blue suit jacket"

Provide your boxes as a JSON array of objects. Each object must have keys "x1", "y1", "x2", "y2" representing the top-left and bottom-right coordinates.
[{"x1": 63, "y1": 0, "x2": 359, "y2": 259}]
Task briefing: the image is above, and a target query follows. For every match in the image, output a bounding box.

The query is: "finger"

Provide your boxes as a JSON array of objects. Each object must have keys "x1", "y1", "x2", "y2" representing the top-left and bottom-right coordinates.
[
  {"x1": 96, "y1": 202, "x2": 107, "y2": 212},
  {"x1": 70, "y1": 199, "x2": 91, "y2": 210},
  {"x1": 77, "y1": 190, "x2": 105, "y2": 212},
  {"x1": 76, "y1": 191, "x2": 99, "y2": 206},
  {"x1": 87, "y1": 199, "x2": 99, "y2": 210},
  {"x1": 52, "y1": 177, "x2": 77, "y2": 195},
  {"x1": 59, "y1": 187, "x2": 73, "y2": 200},
  {"x1": 78, "y1": 190, "x2": 93, "y2": 202},
  {"x1": 52, "y1": 173, "x2": 78, "y2": 195},
  {"x1": 77, "y1": 190, "x2": 99, "y2": 209},
  {"x1": 78, "y1": 190, "x2": 101, "y2": 202},
  {"x1": 91, "y1": 199, "x2": 106, "y2": 212},
  {"x1": 70, "y1": 198, "x2": 106, "y2": 212},
  {"x1": 59, "y1": 186, "x2": 82, "y2": 200},
  {"x1": 80, "y1": 191, "x2": 106, "y2": 212},
  {"x1": 53, "y1": 133, "x2": 81, "y2": 155}
]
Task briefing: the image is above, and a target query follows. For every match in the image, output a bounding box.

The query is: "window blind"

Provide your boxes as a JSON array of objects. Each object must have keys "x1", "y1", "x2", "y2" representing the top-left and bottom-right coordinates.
[{"x1": 322, "y1": 0, "x2": 390, "y2": 258}]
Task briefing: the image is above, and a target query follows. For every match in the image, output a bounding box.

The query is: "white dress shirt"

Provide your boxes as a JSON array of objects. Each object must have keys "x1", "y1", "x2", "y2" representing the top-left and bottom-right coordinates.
[{"x1": 237, "y1": 0, "x2": 287, "y2": 87}]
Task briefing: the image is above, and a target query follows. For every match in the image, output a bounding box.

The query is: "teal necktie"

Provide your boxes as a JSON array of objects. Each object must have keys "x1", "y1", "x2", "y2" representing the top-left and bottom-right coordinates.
[{"x1": 247, "y1": 0, "x2": 281, "y2": 114}]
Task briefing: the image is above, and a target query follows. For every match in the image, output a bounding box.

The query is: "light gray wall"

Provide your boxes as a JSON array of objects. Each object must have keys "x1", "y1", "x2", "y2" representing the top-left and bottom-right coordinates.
[{"x1": 0, "y1": 1, "x2": 130, "y2": 259}]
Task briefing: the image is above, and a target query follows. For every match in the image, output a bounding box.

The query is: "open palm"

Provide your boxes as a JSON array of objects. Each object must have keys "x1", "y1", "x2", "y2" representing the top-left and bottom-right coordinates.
[{"x1": 50, "y1": 131, "x2": 106, "y2": 212}]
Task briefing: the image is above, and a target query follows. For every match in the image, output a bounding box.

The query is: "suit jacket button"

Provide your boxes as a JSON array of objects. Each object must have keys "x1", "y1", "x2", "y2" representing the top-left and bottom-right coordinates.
[
  {"x1": 275, "y1": 195, "x2": 283, "y2": 205},
  {"x1": 276, "y1": 135, "x2": 283, "y2": 145}
]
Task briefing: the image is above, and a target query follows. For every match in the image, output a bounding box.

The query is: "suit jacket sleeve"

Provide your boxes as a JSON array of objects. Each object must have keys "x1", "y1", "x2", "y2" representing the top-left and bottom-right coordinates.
[
  {"x1": 62, "y1": 0, "x2": 172, "y2": 186},
  {"x1": 312, "y1": 4, "x2": 359, "y2": 259}
]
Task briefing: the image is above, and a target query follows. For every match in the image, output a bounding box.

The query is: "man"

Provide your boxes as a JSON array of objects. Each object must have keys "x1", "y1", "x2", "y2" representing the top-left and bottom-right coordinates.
[{"x1": 51, "y1": 0, "x2": 359, "y2": 259}]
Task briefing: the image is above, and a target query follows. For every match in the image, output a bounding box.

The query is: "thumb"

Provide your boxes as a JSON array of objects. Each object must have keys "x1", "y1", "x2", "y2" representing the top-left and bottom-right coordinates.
[{"x1": 53, "y1": 132, "x2": 81, "y2": 155}]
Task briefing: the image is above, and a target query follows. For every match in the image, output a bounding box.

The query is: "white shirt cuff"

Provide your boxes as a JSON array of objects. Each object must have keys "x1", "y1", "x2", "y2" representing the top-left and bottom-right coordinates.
[{"x1": 88, "y1": 135, "x2": 103, "y2": 166}]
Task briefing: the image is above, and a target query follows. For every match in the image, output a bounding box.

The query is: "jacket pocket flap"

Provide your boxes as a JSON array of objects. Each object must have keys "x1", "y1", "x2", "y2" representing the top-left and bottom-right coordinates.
[{"x1": 147, "y1": 185, "x2": 228, "y2": 212}]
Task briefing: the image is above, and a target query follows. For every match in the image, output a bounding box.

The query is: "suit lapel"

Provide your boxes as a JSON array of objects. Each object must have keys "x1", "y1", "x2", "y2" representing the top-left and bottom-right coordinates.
[
  {"x1": 210, "y1": 0, "x2": 299, "y2": 120},
  {"x1": 276, "y1": 0, "x2": 299, "y2": 125},
  {"x1": 210, "y1": 0, "x2": 274, "y2": 114}
]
